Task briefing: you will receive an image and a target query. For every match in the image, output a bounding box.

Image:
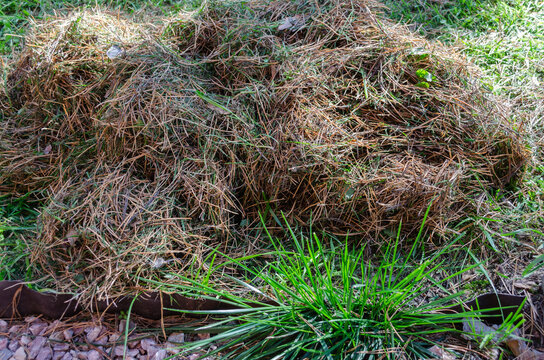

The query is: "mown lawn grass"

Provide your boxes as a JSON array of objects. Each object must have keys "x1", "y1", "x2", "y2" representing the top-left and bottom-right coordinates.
[
  {"x1": 383, "y1": 0, "x2": 544, "y2": 253},
  {"x1": 383, "y1": 0, "x2": 544, "y2": 99}
]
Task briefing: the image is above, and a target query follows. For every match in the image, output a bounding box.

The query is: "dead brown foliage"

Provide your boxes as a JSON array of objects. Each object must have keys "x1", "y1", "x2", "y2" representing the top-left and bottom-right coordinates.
[{"x1": 0, "y1": 0, "x2": 527, "y2": 299}]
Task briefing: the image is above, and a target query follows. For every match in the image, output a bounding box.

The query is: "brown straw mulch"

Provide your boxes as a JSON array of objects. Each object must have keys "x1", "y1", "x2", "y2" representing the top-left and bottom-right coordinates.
[{"x1": 0, "y1": 0, "x2": 528, "y2": 301}]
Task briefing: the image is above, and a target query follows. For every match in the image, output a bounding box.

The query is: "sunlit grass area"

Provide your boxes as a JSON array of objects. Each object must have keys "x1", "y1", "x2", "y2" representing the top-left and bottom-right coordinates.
[
  {"x1": 385, "y1": 0, "x2": 544, "y2": 256},
  {"x1": 384, "y1": 0, "x2": 544, "y2": 97}
]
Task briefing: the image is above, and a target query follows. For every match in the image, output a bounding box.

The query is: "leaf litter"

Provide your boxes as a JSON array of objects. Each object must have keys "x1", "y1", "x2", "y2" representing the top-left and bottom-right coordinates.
[{"x1": 0, "y1": 0, "x2": 528, "y2": 309}]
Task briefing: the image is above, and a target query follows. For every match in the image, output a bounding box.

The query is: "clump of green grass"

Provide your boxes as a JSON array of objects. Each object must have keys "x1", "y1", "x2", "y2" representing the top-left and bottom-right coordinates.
[
  {"x1": 144, "y1": 216, "x2": 524, "y2": 359},
  {"x1": 0, "y1": 194, "x2": 39, "y2": 281}
]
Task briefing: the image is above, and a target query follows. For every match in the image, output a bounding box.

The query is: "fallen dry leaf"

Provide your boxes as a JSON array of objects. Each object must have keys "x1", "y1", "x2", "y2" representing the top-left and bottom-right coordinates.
[
  {"x1": 205, "y1": 103, "x2": 230, "y2": 115},
  {"x1": 513, "y1": 280, "x2": 539, "y2": 291},
  {"x1": 428, "y1": 345, "x2": 456, "y2": 360},
  {"x1": 106, "y1": 44, "x2": 125, "y2": 59},
  {"x1": 505, "y1": 337, "x2": 544, "y2": 359},
  {"x1": 65, "y1": 229, "x2": 78, "y2": 247},
  {"x1": 462, "y1": 320, "x2": 544, "y2": 360},
  {"x1": 278, "y1": 15, "x2": 305, "y2": 31}
]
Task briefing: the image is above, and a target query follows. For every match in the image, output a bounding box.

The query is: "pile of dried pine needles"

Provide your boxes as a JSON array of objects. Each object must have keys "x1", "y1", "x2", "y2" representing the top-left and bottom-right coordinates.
[{"x1": 0, "y1": 0, "x2": 527, "y2": 300}]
